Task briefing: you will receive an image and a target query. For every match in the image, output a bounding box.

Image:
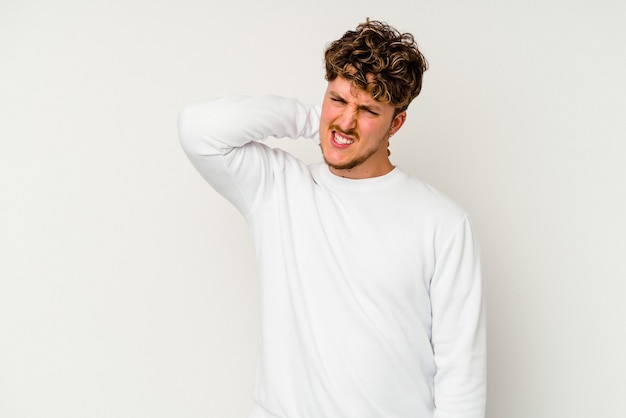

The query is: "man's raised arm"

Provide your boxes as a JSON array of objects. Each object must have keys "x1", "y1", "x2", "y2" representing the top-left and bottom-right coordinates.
[{"x1": 178, "y1": 95, "x2": 320, "y2": 214}]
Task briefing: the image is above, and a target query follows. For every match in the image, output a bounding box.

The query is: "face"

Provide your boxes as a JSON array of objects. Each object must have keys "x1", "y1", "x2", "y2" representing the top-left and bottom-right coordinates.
[{"x1": 319, "y1": 76, "x2": 406, "y2": 179}]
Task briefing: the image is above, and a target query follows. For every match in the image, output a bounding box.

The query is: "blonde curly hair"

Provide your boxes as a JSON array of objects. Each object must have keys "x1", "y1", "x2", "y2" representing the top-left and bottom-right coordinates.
[{"x1": 324, "y1": 19, "x2": 428, "y2": 113}]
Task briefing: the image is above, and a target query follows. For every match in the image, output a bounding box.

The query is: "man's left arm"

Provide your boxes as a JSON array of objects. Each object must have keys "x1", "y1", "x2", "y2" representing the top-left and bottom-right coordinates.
[{"x1": 430, "y1": 215, "x2": 487, "y2": 418}]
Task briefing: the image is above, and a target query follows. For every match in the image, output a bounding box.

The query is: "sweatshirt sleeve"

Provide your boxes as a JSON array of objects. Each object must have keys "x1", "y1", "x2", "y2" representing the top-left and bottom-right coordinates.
[
  {"x1": 431, "y1": 215, "x2": 487, "y2": 418},
  {"x1": 178, "y1": 95, "x2": 321, "y2": 215}
]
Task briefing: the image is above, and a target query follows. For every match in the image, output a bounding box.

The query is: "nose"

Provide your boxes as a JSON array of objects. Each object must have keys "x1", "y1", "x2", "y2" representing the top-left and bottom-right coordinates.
[{"x1": 336, "y1": 105, "x2": 358, "y2": 132}]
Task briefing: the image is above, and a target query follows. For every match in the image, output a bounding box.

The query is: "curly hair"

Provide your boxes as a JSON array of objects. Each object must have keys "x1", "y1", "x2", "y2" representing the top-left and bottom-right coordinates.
[{"x1": 324, "y1": 19, "x2": 428, "y2": 113}]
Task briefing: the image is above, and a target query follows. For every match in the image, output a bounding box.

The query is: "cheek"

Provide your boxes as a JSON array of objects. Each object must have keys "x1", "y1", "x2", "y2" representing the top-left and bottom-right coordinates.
[
  {"x1": 320, "y1": 102, "x2": 344, "y2": 125},
  {"x1": 360, "y1": 120, "x2": 385, "y2": 138},
  {"x1": 320, "y1": 107, "x2": 333, "y2": 125}
]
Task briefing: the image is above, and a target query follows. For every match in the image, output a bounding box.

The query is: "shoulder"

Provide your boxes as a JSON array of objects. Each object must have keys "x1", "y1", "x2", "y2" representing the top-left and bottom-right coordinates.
[{"x1": 394, "y1": 168, "x2": 468, "y2": 223}]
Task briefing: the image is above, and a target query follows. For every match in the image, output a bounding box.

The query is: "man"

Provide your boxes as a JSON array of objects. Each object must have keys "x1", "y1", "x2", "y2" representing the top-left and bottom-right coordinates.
[{"x1": 179, "y1": 19, "x2": 486, "y2": 418}]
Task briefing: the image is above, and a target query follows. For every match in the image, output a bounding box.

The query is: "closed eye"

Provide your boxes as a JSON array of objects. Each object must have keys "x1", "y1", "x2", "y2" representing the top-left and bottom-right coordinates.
[{"x1": 328, "y1": 95, "x2": 380, "y2": 116}]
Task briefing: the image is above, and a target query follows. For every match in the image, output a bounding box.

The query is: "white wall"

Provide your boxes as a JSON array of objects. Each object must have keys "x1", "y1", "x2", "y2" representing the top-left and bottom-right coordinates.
[{"x1": 1, "y1": 1, "x2": 625, "y2": 417}]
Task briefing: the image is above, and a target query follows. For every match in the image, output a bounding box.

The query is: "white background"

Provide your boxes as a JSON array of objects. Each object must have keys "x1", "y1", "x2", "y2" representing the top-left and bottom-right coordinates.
[{"x1": 1, "y1": 1, "x2": 625, "y2": 417}]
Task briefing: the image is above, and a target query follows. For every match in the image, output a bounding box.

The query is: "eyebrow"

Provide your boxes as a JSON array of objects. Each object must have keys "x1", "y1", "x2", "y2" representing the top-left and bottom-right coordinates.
[{"x1": 328, "y1": 91, "x2": 383, "y2": 114}]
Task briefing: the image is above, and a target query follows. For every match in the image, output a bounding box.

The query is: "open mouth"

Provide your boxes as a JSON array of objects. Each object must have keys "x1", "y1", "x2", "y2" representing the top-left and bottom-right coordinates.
[{"x1": 332, "y1": 131, "x2": 355, "y2": 146}]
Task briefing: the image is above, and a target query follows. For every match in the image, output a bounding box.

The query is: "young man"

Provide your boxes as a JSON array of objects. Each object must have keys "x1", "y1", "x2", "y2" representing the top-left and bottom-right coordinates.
[{"x1": 179, "y1": 20, "x2": 486, "y2": 418}]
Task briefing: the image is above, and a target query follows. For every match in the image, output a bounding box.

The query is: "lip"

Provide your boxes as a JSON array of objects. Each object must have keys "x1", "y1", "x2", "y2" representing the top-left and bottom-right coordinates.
[{"x1": 330, "y1": 130, "x2": 355, "y2": 148}]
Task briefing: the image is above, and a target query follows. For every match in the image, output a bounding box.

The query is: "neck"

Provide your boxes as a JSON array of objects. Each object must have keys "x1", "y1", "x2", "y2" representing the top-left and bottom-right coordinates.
[{"x1": 329, "y1": 160, "x2": 394, "y2": 179}]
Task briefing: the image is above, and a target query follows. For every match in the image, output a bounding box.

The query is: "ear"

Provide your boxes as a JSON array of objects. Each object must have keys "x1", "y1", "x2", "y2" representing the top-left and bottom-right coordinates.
[{"x1": 389, "y1": 111, "x2": 407, "y2": 136}]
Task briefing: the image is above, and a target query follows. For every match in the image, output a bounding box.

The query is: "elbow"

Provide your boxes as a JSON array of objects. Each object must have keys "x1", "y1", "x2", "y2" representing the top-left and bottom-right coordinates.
[
  {"x1": 177, "y1": 101, "x2": 227, "y2": 157},
  {"x1": 177, "y1": 104, "x2": 200, "y2": 155}
]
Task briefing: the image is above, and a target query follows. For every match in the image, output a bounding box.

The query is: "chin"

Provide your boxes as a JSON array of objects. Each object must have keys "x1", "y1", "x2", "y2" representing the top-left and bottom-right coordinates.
[{"x1": 323, "y1": 155, "x2": 360, "y2": 171}]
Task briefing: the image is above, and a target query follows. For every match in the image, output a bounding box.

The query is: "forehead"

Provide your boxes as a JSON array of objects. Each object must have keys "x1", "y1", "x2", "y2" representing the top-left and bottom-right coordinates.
[{"x1": 326, "y1": 76, "x2": 390, "y2": 109}]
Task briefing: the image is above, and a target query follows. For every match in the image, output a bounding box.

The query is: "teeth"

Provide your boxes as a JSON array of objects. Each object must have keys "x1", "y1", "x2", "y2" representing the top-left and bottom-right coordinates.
[{"x1": 334, "y1": 132, "x2": 354, "y2": 145}]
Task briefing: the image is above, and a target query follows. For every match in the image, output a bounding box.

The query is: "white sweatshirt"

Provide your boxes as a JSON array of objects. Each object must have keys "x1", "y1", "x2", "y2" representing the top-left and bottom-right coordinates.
[{"x1": 178, "y1": 95, "x2": 486, "y2": 418}]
